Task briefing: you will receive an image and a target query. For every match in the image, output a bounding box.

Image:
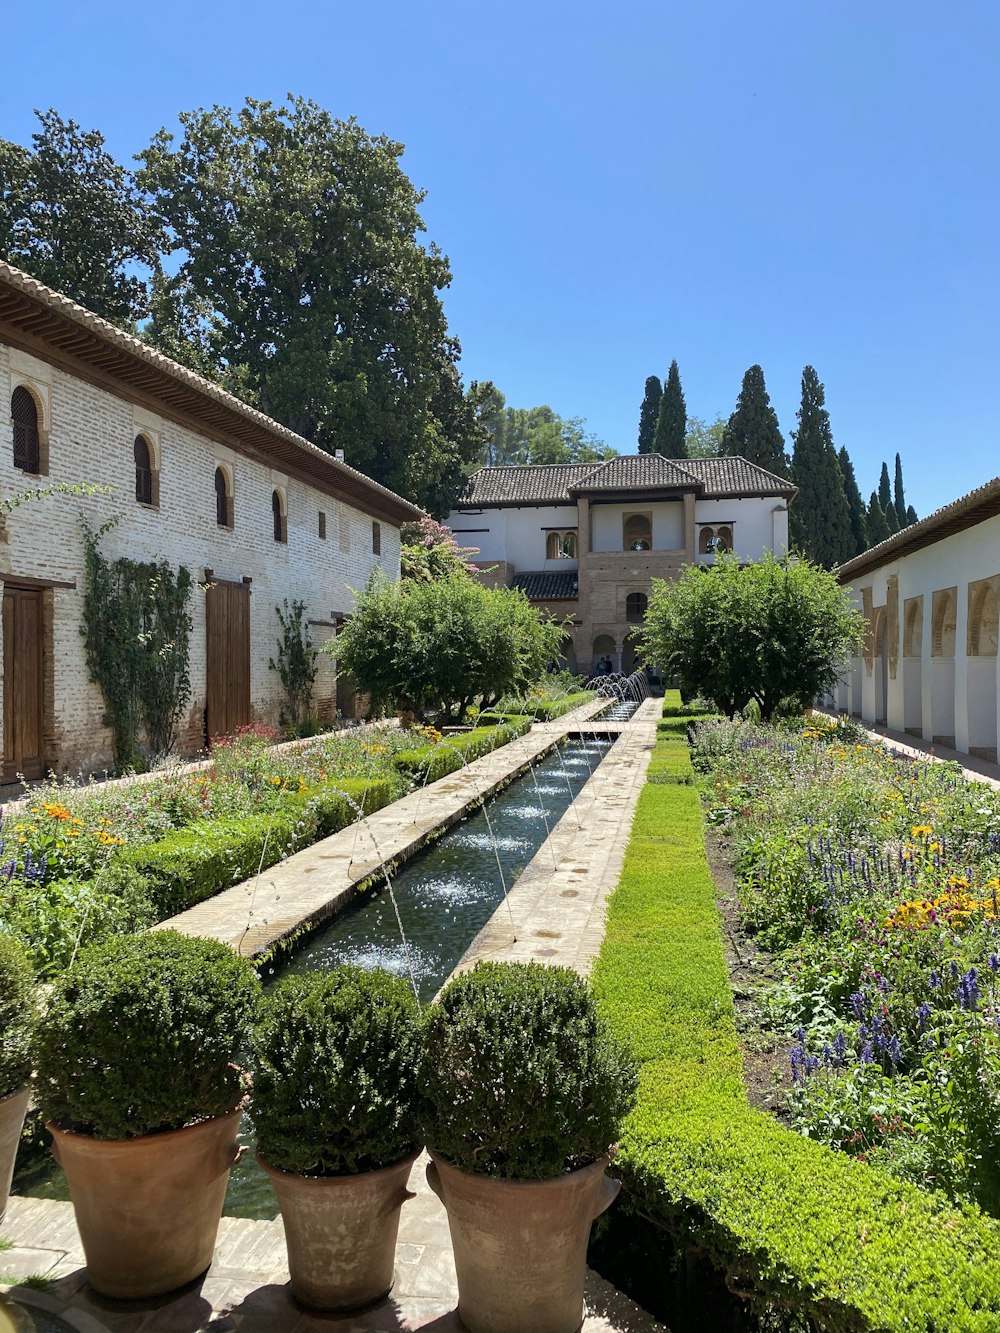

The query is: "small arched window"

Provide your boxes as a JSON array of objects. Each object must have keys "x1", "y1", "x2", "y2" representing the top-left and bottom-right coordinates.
[
  {"x1": 546, "y1": 532, "x2": 562, "y2": 560},
  {"x1": 699, "y1": 527, "x2": 716, "y2": 554},
  {"x1": 272, "y1": 489, "x2": 287, "y2": 543},
  {"x1": 11, "y1": 387, "x2": 40, "y2": 474},
  {"x1": 562, "y1": 532, "x2": 577, "y2": 558},
  {"x1": 626, "y1": 592, "x2": 648, "y2": 624},
  {"x1": 134, "y1": 435, "x2": 153, "y2": 505},
  {"x1": 715, "y1": 525, "x2": 733, "y2": 554},
  {"x1": 215, "y1": 467, "x2": 232, "y2": 529}
]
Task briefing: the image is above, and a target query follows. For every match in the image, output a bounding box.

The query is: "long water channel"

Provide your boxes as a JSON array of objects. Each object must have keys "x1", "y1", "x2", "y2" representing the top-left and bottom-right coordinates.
[{"x1": 18, "y1": 731, "x2": 617, "y2": 1220}]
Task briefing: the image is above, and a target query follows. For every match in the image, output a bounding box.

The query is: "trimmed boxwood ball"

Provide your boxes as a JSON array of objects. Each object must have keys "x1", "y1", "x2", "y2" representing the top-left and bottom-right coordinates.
[
  {"x1": 0, "y1": 934, "x2": 36, "y2": 1099},
  {"x1": 421, "y1": 961, "x2": 638, "y2": 1180},
  {"x1": 34, "y1": 930, "x2": 260, "y2": 1139},
  {"x1": 251, "y1": 966, "x2": 423, "y2": 1176}
]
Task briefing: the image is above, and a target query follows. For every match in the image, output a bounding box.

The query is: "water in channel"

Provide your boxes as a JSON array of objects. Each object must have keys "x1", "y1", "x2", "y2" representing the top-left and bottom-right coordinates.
[{"x1": 18, "y1": 735, "x2": 613, "y2": 1220}]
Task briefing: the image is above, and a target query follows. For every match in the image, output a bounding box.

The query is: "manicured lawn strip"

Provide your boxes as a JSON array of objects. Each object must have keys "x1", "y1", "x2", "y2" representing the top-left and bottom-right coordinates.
[
  {"x1": 592, "y1": 766, "x2": 1000, "y2": 1329},
  {"x1": 646, "y1": 704, "x2": 716, "y2": 784},
  {"x1": 392, "y1": 718, "x2": 533, "y2": 784}
]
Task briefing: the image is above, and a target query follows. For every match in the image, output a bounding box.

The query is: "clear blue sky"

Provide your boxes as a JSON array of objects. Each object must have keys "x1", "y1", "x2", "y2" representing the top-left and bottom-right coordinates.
[{"x1": 2, "y1": 0, "x2": 997, "y2": 518}]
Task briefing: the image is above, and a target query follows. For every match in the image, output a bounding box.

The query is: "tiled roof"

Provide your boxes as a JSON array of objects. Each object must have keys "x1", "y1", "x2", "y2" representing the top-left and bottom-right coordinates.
[
  {"x1": 457, "y1": 455, "x2": 796, "y2": 508},
  {"x1": 511, "y1": 570, "x2": 579, "y2": 600},
  {"x1": 682, "y1": 457, "x2": 797, "y2": 498},
  {"x1": 569, "y1": 454, "x2": 697, "y2": 493},
  {"x1": 459, "y1": 464, "x2": 597, "y2": 507}
]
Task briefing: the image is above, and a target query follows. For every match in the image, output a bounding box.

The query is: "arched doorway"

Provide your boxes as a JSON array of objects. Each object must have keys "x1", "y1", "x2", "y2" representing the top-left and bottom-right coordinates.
[
  {"x1": 622, "y1": 632, "x2": 642, "y2": 676},
  {"x1": 930, "y1": 587, "x2": 957, "y2": 748},
  {"x1": 967, "y1": 579, "x2": 999, "y2": 760},
  {"x1": 592, "y1": 633, "x2": 616, "y2": 675},
  {"x1": 903, "y1": 597, "x2": 923, "y2": 736},
  {"x1": 872, "y1": 609, "x2": 888, "y2": 724},
  {"x1": 559, "y1": 634, "x2": 578, "y2": 675}
]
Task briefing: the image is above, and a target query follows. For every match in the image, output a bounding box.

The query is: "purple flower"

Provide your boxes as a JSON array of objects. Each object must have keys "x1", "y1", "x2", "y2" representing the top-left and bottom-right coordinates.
[
  {"x1": 915, "y1": 1002, "x2": 931, "y2": 1030},
  {"x1": 929, "y1": 970, "x2": 941, "y2": 989},
  {"x1": 860, "y1": 1041, "x2": 875, "y2": 1064},
  {"x1": 850, "y1": 991, "x2": 867, "y2": 1020},
  {"x1": 956, "y1": 968, "x2": 980, "y2": 1012},
  {"x1": 989, "y1": 954, "x2": 1000, "y2": 975},
  {"x1": 887, "y1": 1035, "x2": 903, "y2": 1065}
]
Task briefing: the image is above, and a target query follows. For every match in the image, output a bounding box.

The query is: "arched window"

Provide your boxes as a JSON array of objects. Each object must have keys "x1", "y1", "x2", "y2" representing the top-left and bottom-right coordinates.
[
  {"x1": 272, "y1": 490, "x2": 287, "y2": 543},
  {"x1": 134, "y1": 435, "x2": 153, "y2": 505},
  {"x1": 546, "y1": 532, "x2": 562, "y2": 560},
  {"x1": 698, "y1": 527, "x2": 715, "y2": 554},
  {"x1": 903, "y1": 599, "x2": 923, "y2": 658},
  {"x1": 11, "y1": 387, "x2": 40, "y2": 474},
  {"x1": 626, "y1": 592, "x2": 648, "y2": 624},
  {"x1": 215, "y1": 467, "x2": 232, "y2": 528},
  {"x1": 562, "y1": 532, "x2": 577, "y2": 558},
  {"x1": 931, "y1": 588, "x2": 956, "y2": 658},
  {"x1": 716, "y1": 525, "x2": 733, "y2": 553},
  {"x1": 623, "y1": 513, "x2": 651, "y2": 552}
]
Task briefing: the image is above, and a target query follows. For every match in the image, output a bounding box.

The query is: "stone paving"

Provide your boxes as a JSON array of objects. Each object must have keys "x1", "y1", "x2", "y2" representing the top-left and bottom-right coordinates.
[{"x1": 1, "y1": 698, "x2": 665, "y2": 1333}]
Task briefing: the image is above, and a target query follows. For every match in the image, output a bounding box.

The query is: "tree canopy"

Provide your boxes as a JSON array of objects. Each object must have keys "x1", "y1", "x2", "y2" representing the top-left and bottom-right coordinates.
[
  {"x1": 838, "y1": 446, "x2": 867, "y2": 558},
  {"x1": 721, "y1": 365, "x2": 787, "y2": 475},
  {"x1": 685, "y1": 415, "x2": 726, "y2": 459},
  {"x1": 637, "y1": 376, "x2": 662, "y2": 454},
  {"x1": 653, "y1": 360, "x2": 687, "y2": 458},
  {"x1": 866, "y1": 492, "x2": 892, "y2": 545},
  {"x1": 641, "y1": 554, "x2": 864, "y2": 722},
  {"x1": 789, "y1": 366, "x2": 853, "y2": 568},
  {"x1": 399, "y1": 516, "x2": 483, "y2": 583},
  {"x1": 479, "y1": 396, "x2": 616, "y2": 467}
]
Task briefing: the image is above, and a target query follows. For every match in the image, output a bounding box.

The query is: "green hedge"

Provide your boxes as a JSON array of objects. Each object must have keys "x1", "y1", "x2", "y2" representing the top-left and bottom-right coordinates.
[
  {"x1": 119, "y1": 777, "x2": 394, "y2": 918},
  {"x1": 646, "y1": 695, "x2": 718, "y2": 785},
  {"x1": 393, "y1": 719, "x2": 532, "y2": 784},
  {"x1": 591, "y1": 747, "x2": 1000, "y2": 1329}
]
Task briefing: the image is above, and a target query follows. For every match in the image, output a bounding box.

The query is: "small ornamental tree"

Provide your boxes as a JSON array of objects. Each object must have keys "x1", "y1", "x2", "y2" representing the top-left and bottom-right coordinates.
[
  {"x1": 641, "y1": 554, "x2": 864, "y2": 722},
  {"x1": 400, "y1": 515, "x2": 482, "y2": 582},
  {"x1": 269, "y1": 599, "x2": 318, "y2": 728}
]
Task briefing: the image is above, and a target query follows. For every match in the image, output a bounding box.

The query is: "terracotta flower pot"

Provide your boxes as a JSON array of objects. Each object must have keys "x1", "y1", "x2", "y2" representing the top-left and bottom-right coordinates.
[
  {"x1": 426, "y1": 1150, "x2": 621, "y2": 1333},
  {"x1": 258, "y1": 1150, "x2": 418, "y2": 1312},
  {"x1": 48, "y1": 1104, "x2": 244, "y2": 1299},
  {"x1": 0, "y1": 1086, "x2": 30, "y2": 1226}
]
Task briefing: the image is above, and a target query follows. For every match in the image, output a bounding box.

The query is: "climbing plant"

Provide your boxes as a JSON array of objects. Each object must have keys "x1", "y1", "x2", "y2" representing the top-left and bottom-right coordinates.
[
  {"x1": 81, "y1": 518, "x2": 193, "y2": 769},
  {"x1": 269, "y1": 599, "x2": 318, "y2": 730}
]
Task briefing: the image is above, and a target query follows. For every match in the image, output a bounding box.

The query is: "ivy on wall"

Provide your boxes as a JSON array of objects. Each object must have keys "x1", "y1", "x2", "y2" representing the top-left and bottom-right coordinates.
[
  {"x1": 269, "y1": 599, "x2": 317, "y2": 731},
  {"x1": 81, "y1": 517, "x2": 194, "y2": 770}
]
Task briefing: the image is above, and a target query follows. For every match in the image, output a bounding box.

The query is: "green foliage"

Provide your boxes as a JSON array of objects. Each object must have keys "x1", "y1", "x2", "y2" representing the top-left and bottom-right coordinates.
[
  {"x1": 866, "y1": 491, "x2": 892, "y2": 545},
  {"x1": 683, "y1": 415, "x2": 725, "y2": 459},
  {"x1": 0, "y1": 482, "x2": 112, "y2": 515},
  {"x1": 838, "y1": 445, "x2": 868, "y2": 556},
  {"x1": 653, "y1": 360, "x2": 687, "y2": 459},
  {"x1": 399, "y1": 515, "x2": 483, "y2": 582},
  {"x1": 893, "y1": 452, "x2": 909, "y2": 528},
  {"x1": 481, "y1": 395, "x2": 616, "y2": 467},
  {"x1": 906, "y1": 503, "x2": 918, "y2": 526},
  {"x1": 421, "y1": 961, "x2": 637, "y2": 1179},
  {"x1": 269, "y1": 600, "x2": 318, "y2": 729},
  {"x1": 642, "y1": 554, "x2": 865, "y2": 722},
  {"x1": 878, "y1": 460, "x2": 892, "y2": 511},
  {"x1": 80, "y1": 518, "x2": 193, "y2": 767},
  {"x1": 392, "y1": 721, "x2": 531, "y2": 784},
  {"x1": 637, "y1": 376, "x2": 662, "y2": 454},
  {"x1": 0, "y1": 935, "x2": 36, "y2": 1098},
  {"x1": 720, "y1": 364, "x2": 787, "y2": 475},
  {"x1": 35, "y1": 931, "x2": 260, "y2": 1139},
  {"x1": 591, "y1": 747, "x2": 1000, "y2": 1332},
  {"x1": 0, "y1": 109, "x2": 163, "y2": 327},
  {"x1": 251, "y1": 967, "x2": 423, "y2": 1176},
  {"x1": 789, "y1": 365, "x2": 854, "y2": 568},
  {"x1": 329, "y1": 571, "x2": 562, "y2": 723}
]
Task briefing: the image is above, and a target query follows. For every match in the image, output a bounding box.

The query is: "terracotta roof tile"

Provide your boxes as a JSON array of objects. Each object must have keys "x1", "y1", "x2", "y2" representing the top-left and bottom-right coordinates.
[
  {"x1": 681, "y1": 457, "x2": 797, "y2": 497},
  {"x1": 459, "y1": 465, "x2": 597, "y2": 506},
  {"x1": 568, "y1": 454, "x2": 697, "y2": 493},
  {"x1": 511, "y1": 570, "x2": 579, "y2": 600}
]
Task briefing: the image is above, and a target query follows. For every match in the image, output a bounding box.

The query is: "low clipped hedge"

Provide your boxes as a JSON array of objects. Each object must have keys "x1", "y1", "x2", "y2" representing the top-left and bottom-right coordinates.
[
  {"x1": 393, "y1": 719, "x2": 532, "y2": 784},
  {"x1": 591, "y1": 718, "x2": 1000, "y2": 1329},
  {"x1": 118, "y1": 777, "x2": 395, "y2": 918},
  {"x1": 525, "y1": 691, "x2": 596, "y2": 721},
  {"x1": 0, "y1": 935, "x2": 36, "y2": 1099}
]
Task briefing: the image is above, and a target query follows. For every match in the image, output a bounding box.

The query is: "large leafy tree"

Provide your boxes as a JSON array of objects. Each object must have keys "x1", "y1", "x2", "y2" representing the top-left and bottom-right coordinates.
[
  {"x1": 721, "y1": 364, "x2": 787, "y2": 475},
  {"x1": 653, "y1": 360, "x2": 687, "y2": 458},
  {"x1": 838, "y1": 446, "x2": 868, "y2": 557},
  {"x1": 329, "y1": 573, "x2": 561, "y2": 723},
  {"x1": 637, "y1": 376, "x2": 662, "y2": 454},
  {"x1": 480, "y1": 398, "x2": 616, "y2": 467},
  {"x1": 642, "y1": 554, "x2": 863, "y2": 722},
  {"x1": 685, "y1": 415, "x2": 726, "y2": 459},
  {"x1": 0, "y1": 109, "x2": 163, "y2": 326},
  {"x1": 789, "y1": 366, "x2": 853, "y2": 568},
  {"x1": 137, "y1": 96, "x2": 478, "y2": 510}
]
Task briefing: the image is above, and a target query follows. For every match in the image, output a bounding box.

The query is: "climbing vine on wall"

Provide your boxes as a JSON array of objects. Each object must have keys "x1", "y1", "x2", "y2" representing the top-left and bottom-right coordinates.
[
  {"x1": 81, "y1": 518, "x2": 194, "y2": 769},
  {"x1": 269, "y1": 599, "x2": 318, "y2": 730}
]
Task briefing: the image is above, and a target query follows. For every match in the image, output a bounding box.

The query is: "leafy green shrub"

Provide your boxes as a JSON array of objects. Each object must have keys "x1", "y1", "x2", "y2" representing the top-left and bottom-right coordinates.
[
  {"x1": 393, "y1": 720, "x2": 532, "y2": 784},
  {"x1": 0, "y1": 935, "x2": 36, "y2": 1098},
  {"x1": 421, "y1": 961, "x2": 637, "y2": 1180},
  {"x1": 35, "y1": 930, "x2": 260, "y2": 1139},
  {"x1": 285, "y1": 777, "x2": 395, "y2": 839},
  {"x1": 251, "y1": 967, "x2": 423, "y2": 1176}
]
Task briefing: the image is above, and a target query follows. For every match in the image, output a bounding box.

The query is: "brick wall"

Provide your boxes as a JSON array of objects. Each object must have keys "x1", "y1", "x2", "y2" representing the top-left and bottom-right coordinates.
[{"x1": 0, "y1": 343, "x2": 402, "y2": 775}]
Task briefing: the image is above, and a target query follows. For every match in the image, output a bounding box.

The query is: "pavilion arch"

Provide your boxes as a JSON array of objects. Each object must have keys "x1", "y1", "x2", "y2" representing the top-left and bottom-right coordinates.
[
  {"x1": 592, "y1": 633, "x2": 616, "y2": 674},
  {"x1": 902, "y1": 596, "x2": 924, "y2": 736},
  {"x1": 872, "y1": 607, "x2": 888, "y2": 724},
  {"x1": 930, "y1": 587, "x2": 957, "y2": 748},
  {"x1": 967, "y1": 577, "x2": 999, "y2": 761}
]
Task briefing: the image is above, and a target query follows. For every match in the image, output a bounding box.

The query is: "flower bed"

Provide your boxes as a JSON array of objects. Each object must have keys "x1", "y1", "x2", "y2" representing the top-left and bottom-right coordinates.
[
  {"x1": 590, "y1": 707, "x2": 1000, "y2": 1330},
  {"x1": 695, "y1": 715, "x2": 1000, "y2": 1210}
]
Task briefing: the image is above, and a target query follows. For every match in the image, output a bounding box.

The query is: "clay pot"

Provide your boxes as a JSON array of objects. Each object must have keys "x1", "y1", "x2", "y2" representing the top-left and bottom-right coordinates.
[
  {"x1": 0, "y1": 1087, "x2": 30, "y2": 1225},
  {"x1": 48, "y1": 1104, "x2": 244, "y2": 1299},
  {"x1": 426, "y1": 1151, "x2": 621, "y2": 1333},
  {"x1": 258, "y1": 1150, "x2": 418, "y2": 1312}
]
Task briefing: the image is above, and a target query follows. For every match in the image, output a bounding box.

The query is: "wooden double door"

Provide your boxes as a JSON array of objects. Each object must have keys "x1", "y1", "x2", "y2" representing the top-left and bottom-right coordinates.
[
  {"x1": 205, "y1": 579, "x2": 251, "y2": 742},
  {"x1": 3, "y1": 584, "x2": 45, "y2": 781}
]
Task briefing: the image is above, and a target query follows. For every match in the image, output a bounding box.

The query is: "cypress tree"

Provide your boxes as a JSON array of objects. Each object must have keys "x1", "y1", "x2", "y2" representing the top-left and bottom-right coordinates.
[
  {"x1": 838, "y1": 446, "x2": 867, "y2": 556},
  {"x1": 721, "y1": 364, "x2": 787, "y2": 475},
  {"x1": 788, "y1": 366, "x2": 853, "y2": 568},
  {"x1": 637, "y1": 376, "x2": 662, "y2": 454},
  {"x1": 893, "y1": 452, "x2": 908, "y2": 527},
  {"x1": 906, "y1": 504, "x2": 918, "y2": 526},
  {"x1": 878, "y1": 462, "x2": 892, "y2": 512},
  {"x1": 866, "y1": 492, "x2": 891, "y2": 545},
  {"x1": 653, "y1": 360, "x2": 687, "y2": 458}
]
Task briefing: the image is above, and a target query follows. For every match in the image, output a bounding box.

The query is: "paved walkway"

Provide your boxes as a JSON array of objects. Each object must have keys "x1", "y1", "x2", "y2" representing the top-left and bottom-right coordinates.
[{"x1": 1, "y1": 701, "x2": 665, "y2": 1333}]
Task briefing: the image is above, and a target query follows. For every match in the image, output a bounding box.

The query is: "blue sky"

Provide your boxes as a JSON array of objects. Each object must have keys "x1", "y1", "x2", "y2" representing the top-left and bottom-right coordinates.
[{"x1": 2, "y1": 0, "x2": 997, "y2": 518}]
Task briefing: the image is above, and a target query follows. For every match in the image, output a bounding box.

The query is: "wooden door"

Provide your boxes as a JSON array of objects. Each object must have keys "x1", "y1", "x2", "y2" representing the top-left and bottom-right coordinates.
[
  {"x1": 205, "y1": 580, "x2": 251, "y2": 742},
  {"x1": 3, "y1": 585, "x2": 44, "y2": 781}
]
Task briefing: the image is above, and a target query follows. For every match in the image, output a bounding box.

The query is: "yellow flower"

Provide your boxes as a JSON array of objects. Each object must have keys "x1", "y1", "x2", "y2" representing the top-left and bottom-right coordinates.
[
  {"x1": 41, "y1": 802, "x2": 71, "y2": 821},
  {"x1": 911, "y1": 825, "x2": 933, "y2": 838}
]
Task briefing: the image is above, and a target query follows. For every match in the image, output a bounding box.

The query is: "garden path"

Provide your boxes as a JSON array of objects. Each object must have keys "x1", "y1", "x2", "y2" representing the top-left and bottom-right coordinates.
[{"x1": 2, "y1": 701, "x2": 665, "y2": 1332}]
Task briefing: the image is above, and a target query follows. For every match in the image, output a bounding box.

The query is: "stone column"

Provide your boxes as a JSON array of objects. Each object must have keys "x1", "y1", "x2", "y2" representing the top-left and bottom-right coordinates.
[{"x1": 682, "y1": 493, "x2": 696, "y2": 559}]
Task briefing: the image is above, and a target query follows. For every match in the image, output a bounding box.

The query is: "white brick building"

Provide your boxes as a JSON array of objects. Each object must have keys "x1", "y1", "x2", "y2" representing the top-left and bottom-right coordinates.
[{"x1": 0, "y1": 262, "x2": 421, "y2": 779}]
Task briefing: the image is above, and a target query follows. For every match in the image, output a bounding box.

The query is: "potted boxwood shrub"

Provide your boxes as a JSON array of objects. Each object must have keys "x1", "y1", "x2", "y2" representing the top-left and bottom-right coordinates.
[
  {"x1": 34, "y1": 930, "x2": 260, "y2": 1300},
  {"x1": 251, "y1": 966, "x2": 422, "y2": 1312},
  {"x1": 421, "y1": 961, "x2": 638, "y2": 1333},
  {"x1": 0, "y1": 935, "x2": 36, "y2": 1225}
]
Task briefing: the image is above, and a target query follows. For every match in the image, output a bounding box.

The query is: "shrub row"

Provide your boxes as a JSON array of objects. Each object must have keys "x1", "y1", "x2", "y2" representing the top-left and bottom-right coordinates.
[
  {"x1": 590, "y1": 716, "x2": 1000, "y2": 1330},
  {"x1": 392, "y1": 719, "x2": 532, "y2": 784},
  {"x1": 118, "y1": 777, "x2": 395, "y2": 918}
]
